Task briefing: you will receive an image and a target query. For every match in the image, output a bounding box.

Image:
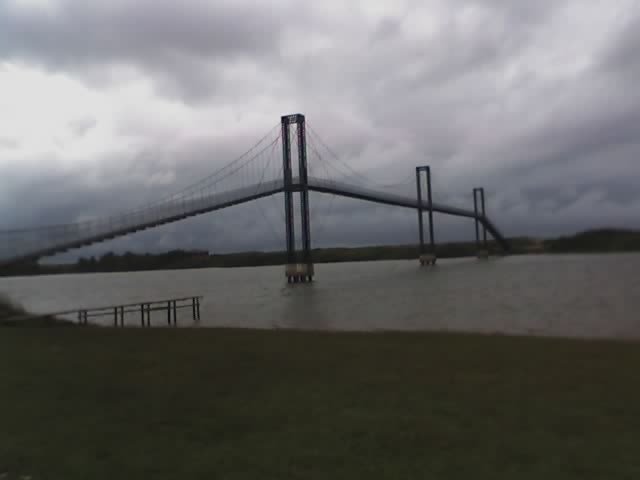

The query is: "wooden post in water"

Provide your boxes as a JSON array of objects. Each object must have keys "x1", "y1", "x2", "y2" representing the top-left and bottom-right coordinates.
[
  {"x1": 167, "y1": 301, "x2": 171, "y2": 326},
  {"x1": 113, "y1": 307, "x2": 118, "y2": 327},
  {"x1": 120, "y1": 306, "x2": 125, "y2": 327},
  {"x1": 172, "y1": 301, "x2": 177, "y2": 327}
]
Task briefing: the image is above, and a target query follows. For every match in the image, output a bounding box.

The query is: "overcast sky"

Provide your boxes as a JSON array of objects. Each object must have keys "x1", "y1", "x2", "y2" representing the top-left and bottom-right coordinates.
[{"x1": 1, "y1": 0, "x2": 639, "y2": 257}]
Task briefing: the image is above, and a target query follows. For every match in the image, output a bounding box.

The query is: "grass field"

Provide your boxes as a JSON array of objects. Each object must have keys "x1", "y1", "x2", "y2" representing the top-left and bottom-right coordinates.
[{"x1": 1, "y1": 328, "x2": 639, "y2": 479}]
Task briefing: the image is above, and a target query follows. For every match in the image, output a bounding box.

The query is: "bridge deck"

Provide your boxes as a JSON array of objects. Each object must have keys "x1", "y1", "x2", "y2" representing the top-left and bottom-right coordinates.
[{"x1": 0, "y1": 177, "x2": 509, "y2": 266}]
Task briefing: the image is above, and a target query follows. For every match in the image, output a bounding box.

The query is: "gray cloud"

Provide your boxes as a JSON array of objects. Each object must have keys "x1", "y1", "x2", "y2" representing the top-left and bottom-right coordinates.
[
  {"x1": 600, "y1": 7, "x2": 640, "y2": 81},
  {"x1": 2, "y1": 0, "x2": 640, "y2": 260},
  {"x1": 0, "y1": 0, "x2": 300, "y2": 101},
  {"x1": 68, "y1": 116, "x2": 97, "y2": 137},
  {"x1": 0, "y1": 137, "x2": 20, "y2": 150},
  {"x1": 0, "y1": 1, "x2": 284, "y2": 66}
]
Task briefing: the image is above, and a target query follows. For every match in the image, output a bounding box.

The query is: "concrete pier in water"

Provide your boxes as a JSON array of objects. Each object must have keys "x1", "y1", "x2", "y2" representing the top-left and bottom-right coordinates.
[
  {"x1": 419, "y1": 254, "x2": 437, "y2": 266},
  {"x1": 286, "y1": 263, "x2": 314, "y2": 283}
]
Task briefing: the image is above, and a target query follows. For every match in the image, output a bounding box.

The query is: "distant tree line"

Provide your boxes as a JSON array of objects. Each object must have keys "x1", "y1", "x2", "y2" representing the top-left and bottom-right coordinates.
[
  {"x1": 544, "y1": 229, "x2": 640, "y2": 253},
  {"x1": 1, "y1": 229, "x2": 638, "y2": 277},
  {"x1": 75, "y1": 249, "x2": 210, "y2": 272}
]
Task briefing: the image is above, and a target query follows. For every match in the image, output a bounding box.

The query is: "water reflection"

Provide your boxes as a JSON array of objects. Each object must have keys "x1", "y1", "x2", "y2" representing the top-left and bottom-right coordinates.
[
  {"x1": 0, "y1": 254, "x2": 638, "y2": 339},
  {"x1": 278, "y1": 282, "x2": 332, "y2": 330}
]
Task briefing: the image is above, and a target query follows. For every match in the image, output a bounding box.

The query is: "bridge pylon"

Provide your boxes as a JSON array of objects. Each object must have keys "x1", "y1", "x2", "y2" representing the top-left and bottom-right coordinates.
[
  {"x1": 416, "y1": 166, "x2": 436, "y2": 266},
  {"x1": 473, "y1": 187, "x2": 489, "y2": 258},
  {"x1": 282, "y1": 113, "x2": 314, "y2": 283}
]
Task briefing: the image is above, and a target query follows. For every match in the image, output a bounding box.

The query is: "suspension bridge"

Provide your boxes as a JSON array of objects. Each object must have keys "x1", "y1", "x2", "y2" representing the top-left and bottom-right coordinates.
[{"x1": 0, "y1": 114, "x2": 509, "y2": 282}]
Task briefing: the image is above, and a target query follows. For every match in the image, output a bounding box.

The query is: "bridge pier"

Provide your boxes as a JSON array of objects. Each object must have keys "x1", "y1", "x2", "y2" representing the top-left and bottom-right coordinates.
[
  {"x1": 282, "y1": 113, "x2": 314, "y2": 283},
  {"x1": 473, "y1": 187, "x2": 489, "y2": 259},
  {"x1": 285, "y1": 263, "x2": 314, "y2": 283},
  {"x1": 416, "y1": 166, "x2": 436, "y2": 266}
]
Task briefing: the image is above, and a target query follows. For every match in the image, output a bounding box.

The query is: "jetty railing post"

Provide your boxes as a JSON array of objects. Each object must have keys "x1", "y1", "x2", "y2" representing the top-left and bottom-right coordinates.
[
  {"x1": 114, "y1": 307, "x2": 118, "y2": 327},
  {"x1": 146, "y1": 303, "x2": 151, "y2": 327},
  {"x1": 120, "y1": 306, "x2": 125, "y2": 327},
  {"x1": 77, "y1": 311, "x2": 89, "y2": 325},
  {"x1": 196, "y1": 297, "x2": 201, "y2": 321},
  {"x1": 172, "y1": 301, "x2": 177, "y2": 326},
  {"x1": 140, "y1": 304, "x2": 145, "y2": 327},
  {"x1": 192, "y1": 297, "x2": 196, "y2": 321},
  {"x1": 167, "y1": 301, "x2": 171, "y2": 326}
]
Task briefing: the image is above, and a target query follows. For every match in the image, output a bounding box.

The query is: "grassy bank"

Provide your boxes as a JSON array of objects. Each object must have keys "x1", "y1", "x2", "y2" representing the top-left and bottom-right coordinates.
[
  {"x1": 1, "y1": 329, "x2": 639, "y2": 479},
  {"x1": 0, "y1": 295, "x2": 23, "y2": 319},
  {"x1": 0, "y1": 296, "x2": 73, "y2": 327}
]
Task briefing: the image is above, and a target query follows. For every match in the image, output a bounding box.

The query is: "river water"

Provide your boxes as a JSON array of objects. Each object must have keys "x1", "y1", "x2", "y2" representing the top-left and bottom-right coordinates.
[{"x1": 1, "y1": 254, "x2": 638, "y2": 339}]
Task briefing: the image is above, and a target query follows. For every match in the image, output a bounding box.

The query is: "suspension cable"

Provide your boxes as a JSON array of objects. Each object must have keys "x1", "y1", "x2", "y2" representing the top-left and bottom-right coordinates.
[{"x1": 306, "y1": 124, "x2": 414, "y2": 190}]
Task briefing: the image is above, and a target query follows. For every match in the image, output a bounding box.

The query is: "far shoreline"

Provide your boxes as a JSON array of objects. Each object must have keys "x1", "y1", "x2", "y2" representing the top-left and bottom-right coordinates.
[{"x1": 1, "y1": 228, "x2": 639, "y2": 278}]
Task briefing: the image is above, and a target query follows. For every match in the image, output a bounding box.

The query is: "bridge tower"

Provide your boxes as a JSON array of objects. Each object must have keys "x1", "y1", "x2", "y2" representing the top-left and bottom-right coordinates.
[
  {"x1": 473, "y1": 187, "x2": 489, "y2": 258},
  {"x1": 416, "y1": 166, "x2": 437, "y2": 266},
  {"x1": 282, "y1": 113, "x2": 314, "y2": 283}
]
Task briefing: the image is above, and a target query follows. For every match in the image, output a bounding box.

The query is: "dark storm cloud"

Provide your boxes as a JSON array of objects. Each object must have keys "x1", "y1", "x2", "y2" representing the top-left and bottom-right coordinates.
[
  {"x1": 0, "y1": 0, "x2": 297, "y2": 100},
  {"x1": 0, "y1": 125, "x2": 281, "y2": 229},
  {"x1": 2, "y1": 0, "x2": 640, "y2": 258},
  {"x1": 0, "y1": 159, "x2": 151, "y2": 228},
  {"x1": 0, "y1": 1, "x2": 284, "y2": 66}
]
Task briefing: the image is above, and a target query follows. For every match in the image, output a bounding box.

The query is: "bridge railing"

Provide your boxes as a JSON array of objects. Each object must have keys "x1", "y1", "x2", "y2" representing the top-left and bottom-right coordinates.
[{"x1": 0, "y1": 178, "x2": 285, "y2": 264}]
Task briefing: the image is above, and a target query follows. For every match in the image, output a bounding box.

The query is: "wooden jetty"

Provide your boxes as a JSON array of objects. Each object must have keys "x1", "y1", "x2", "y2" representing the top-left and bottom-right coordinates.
[{"x1": 12, "y1": 296, "x2": 203, "y2": 327}]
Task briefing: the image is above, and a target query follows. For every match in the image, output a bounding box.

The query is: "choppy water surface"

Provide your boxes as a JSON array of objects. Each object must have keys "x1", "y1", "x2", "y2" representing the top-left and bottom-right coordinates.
[{"x1": 1, "y1": 254, "x2": 638, "y2": 339}]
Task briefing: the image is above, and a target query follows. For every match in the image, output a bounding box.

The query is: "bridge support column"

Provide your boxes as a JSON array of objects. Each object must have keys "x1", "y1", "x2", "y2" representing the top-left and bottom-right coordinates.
[
  {"x1": 416, "y1": 166, "x2": 436, "y2": 266},
  {"x1": 473, "y1": 187, "x2": 489, "y2": 259},
  {"x1": 282, "y1": 113, "x2": 314, "y2": 283}
]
